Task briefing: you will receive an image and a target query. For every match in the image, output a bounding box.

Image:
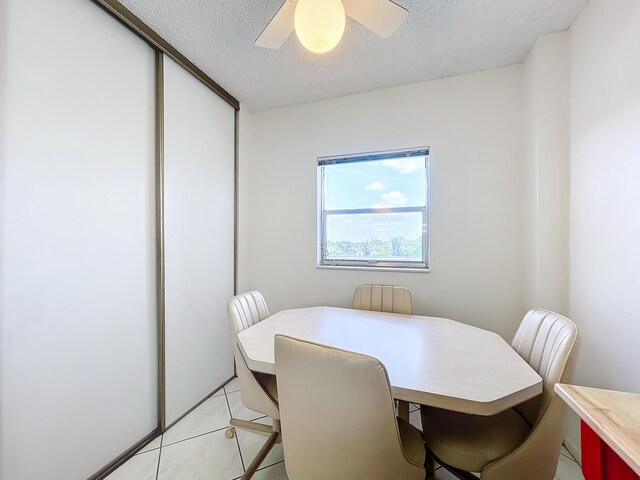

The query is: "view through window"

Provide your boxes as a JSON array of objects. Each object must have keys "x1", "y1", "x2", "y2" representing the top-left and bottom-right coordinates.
[{"x1": 318, "y1": 148, "x2": 430, "y2": 270}]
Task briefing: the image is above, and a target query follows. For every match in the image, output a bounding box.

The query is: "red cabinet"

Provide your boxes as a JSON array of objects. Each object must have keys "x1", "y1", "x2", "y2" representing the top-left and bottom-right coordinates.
[{"x1": 581, "y1": 421, "x2": 639, "y2": 480}]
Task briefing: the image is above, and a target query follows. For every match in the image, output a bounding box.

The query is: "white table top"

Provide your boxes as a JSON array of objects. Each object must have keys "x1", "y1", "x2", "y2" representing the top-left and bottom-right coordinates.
[{"x1": 237, "y1": 306, "x2": 542, "y2": 415}]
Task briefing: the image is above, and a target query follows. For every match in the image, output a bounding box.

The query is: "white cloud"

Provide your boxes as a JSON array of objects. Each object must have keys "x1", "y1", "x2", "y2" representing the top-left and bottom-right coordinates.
[
  {"x1": 381, "y1": 191, "x2": 408, "y2": 204},
  {"x1": 372, "y1": 190, "x2": 407, "y2": 208},
  {"x1": 382, "y1": 158, "x2": 424, "y2": 174},
  {"x1": 365, "y1": 181, "x2": 385, "y2": 190}
]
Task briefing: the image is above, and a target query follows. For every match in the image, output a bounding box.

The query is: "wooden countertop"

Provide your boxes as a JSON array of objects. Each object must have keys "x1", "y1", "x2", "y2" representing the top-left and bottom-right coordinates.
[{"x1": 555, "y1": 384, "x2": 640, "y2": 476}]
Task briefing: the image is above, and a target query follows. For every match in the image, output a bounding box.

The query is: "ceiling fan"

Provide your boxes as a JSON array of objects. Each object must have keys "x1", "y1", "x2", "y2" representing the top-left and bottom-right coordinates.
[{"x1": 256, "y1": 0, "x2": 408, "y2": 54}]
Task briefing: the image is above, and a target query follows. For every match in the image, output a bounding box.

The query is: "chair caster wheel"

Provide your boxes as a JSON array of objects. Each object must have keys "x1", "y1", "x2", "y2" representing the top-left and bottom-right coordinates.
[{"x1": 225, "y1": 427, "x2": 235, "y2": 439}]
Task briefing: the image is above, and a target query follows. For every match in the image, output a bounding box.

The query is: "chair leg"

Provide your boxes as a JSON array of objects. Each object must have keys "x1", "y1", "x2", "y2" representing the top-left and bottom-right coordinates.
[
  {"x1": 229, "y1": 418, "x2": 273, "y2": 437},
  {"x1": 440, "y1": 464, "x2": 479, "y2": 480},
  {"x1": 241, "y1": 430, "x2": 280, "y2": 480},
  {"x1": 425, "y1": 453, "x2": 436, "y2": 479},
  {"x1": 273, "y1": 419, "x2": 282, "y2": 444},
  {"x1": 429, "y1": 448, "x2": 478, "y2": 480}
]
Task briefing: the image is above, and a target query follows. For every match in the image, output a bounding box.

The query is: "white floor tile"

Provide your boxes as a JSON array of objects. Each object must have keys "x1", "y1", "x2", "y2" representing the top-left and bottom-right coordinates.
[
  {"x1": 212, "y1": 386, "x2": 226, "y2": 397},
  {"x1": 409, "y1": 409, "x2": 422, "y2": 431},
  {"x1": 250, "y1": 462, "x2": 288, "y2": 480},
  {"x1": 162, "y1": 394, "x2": 230, "y2": 446},
  {"x1": 227, "y1": 390, "x2": 266, "y2": 421},
  {"x1": 224, "y1": 377, "x2": 240, "y2": 394},
  {"x1": 555, "y1": 453, "x2": 584, "y2": 480},
  {"x1": 101, "y1": 388, "x2": 581, "y2": 480},
  {"x1": 236, "y1": 417, "x2": 284, "y2": 471},
  {"x1": 435, "y1": 466, "x2": 478, "y2": 479},
  {"x1": 138, "y1": 434, "x2": 162, "y2": 454},
  {"x1": 106, "y1": 449, "x2": 159, "y2": 480},
  {"x1": 158, "y1": 429, "x2": 244, "y2": 480}
]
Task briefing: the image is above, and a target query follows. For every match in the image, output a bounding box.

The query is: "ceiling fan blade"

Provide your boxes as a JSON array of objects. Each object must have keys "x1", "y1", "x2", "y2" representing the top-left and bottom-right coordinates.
[
  {"x1": 343, "y1": 0, "x2": 408, "y2": 39},
  {"x1": 255, "y1": 0, "x2": 297, "y2": 49}
]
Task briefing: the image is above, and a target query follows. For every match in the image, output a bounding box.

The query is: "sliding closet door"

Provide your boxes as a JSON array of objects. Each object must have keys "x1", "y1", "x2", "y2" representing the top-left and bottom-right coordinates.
[
  {"x1": 163, "y1": 56, "x2": 235, "y2": 426},
  {"x1": 1, "y1": 1, "x2": 157, "y2": 479}
]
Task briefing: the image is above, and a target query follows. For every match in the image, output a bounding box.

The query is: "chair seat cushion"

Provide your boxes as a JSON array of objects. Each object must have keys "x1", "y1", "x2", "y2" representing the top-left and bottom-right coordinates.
[
  {"x1": 421, "y1": 406, "x2": 531, "y2": 473},
  {"x1": 255, "y1": 372, "x2": 278, "y2": 402},
  {"x1": 397, "y1": 417, "x2": 426, "y2": 466}
]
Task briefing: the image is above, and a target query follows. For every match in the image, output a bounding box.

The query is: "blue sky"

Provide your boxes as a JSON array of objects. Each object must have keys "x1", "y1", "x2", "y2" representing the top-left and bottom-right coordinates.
[
  {"x1": 324, "y1": 157, "x2": 427, "y2": 242},
  {"x1": 325, "y1": 157, "x2": 426, "y2": 210}
]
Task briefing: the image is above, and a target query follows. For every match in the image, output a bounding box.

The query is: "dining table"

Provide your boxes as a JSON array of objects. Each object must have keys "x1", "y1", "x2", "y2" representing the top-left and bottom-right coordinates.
[{"x1": 237, "y1": 306, "x2": 542, "y2": 415}]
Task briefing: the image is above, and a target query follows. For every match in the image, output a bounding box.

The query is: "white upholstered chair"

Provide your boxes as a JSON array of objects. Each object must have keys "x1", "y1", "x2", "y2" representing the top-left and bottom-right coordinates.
[
  {"x1": 353, "y1": 284, "x2": 414, "y2": 418},
  {"x1": 226, "y1": 291, "x2": 280, "y2": 479},
  {"x1": 274, "y1": 334, "x2": 426, "y2": 480},
  {"x1": 421, "y1": 309, "x2": 578, "y2": 480},
  {"x1": 352, "y1": 284, "x2": 414, "y2": 315}
]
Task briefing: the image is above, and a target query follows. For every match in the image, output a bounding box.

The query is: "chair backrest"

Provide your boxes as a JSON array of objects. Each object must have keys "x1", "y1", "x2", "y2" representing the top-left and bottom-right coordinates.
[
  {"x1": 510, "y1": 309, "x2": 578, "y2": 426},
  {"x1": 482, "y1": 310, "x2": 578, "y2": 480},
  {"x1": 352, "y1": 284, "x2": 413, "y2": 315},
  {"x1": 275, "y1": 335, "x2": 424, "y2": 480},
  {"x1": 228, "y1": 290, "x2": 270, "y2": 335},
  {"x1": 227, "y1": 291, "x2": 278, "y2": 419}
]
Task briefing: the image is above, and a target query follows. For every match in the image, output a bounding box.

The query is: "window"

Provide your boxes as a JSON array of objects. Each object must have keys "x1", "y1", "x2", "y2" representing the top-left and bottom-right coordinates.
[{"x1": 318, "y1": 147, "x2": 430, "y2": 270}]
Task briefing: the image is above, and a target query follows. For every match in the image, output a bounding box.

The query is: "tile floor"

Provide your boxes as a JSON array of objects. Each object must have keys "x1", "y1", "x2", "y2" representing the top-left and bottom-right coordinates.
[{"x1": 107, "y1": 377, "x2": 585, "y2": 480}]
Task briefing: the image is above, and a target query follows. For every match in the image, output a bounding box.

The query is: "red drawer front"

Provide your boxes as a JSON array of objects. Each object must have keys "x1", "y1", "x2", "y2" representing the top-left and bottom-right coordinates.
[{"x1": 581, "y1": 421, "x2": 639, "y2": 480}]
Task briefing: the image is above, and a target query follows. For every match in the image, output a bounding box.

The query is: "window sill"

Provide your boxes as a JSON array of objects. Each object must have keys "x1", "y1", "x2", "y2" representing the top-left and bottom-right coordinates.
[{"x1": 316, "y1": 264, "x2": 430, "y2": 273}]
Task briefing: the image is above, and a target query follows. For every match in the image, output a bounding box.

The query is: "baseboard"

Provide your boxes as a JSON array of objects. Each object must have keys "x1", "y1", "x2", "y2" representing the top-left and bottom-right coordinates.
[
  {"x1": 163, "y1": 375, "x2": 236, "y2": 432},
  {"x1": 88, "y1": 375, "x2": 235, "y2": 480},
  {"x1": 563, "y1": 410, "x2": 582, "y2": 465},
  {"x1": 564, "y1": 435, "x2": 582, "y2": 465},
  {"x1": 88, "y1": 428, "x2": 161, "y2": 480}
]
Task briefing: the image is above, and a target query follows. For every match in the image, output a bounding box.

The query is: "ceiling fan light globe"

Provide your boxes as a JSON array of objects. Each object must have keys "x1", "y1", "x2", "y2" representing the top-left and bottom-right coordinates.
[{"x1": 294, "y1": 0, "x2": 346, "y2": 54}]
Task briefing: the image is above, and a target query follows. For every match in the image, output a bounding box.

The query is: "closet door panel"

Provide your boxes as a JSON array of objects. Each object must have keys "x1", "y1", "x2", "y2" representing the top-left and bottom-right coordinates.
[
  {"x1": 163, "y1": 56, "x2": 235, "y2": 425},
  {"x1": 1, "y1": 0, "x2": 157, "y2": 479}
]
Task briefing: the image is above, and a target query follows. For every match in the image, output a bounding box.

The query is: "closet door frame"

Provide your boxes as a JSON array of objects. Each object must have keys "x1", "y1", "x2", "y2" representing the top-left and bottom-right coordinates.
[
  {"x1": 92, "y1": 0, "x2": 239, "y2": 110},
  {"x1": 155, "y1": 51, "x2": 167, "y2": 432},
  {"x1": 85, "y1": 1, "x2": 239, "y2": 478}
]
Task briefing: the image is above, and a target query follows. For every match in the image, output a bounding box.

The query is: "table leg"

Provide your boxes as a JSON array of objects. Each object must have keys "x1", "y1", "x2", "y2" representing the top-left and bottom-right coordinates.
[{"x1": 397, "y1": 400, "x2": 410, "y2": 421}]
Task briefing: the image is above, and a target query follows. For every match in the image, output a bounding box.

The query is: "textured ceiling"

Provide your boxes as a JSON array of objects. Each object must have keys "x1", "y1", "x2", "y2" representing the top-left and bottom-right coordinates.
[{"x1": 118, "y1": 0, "x2": 589, "y2": 111}]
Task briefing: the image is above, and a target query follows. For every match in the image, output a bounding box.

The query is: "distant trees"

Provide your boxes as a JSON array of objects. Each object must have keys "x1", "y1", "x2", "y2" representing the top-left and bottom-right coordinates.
[{"x1": 327, "y1": 236, "x2": 421, "y2": 259}]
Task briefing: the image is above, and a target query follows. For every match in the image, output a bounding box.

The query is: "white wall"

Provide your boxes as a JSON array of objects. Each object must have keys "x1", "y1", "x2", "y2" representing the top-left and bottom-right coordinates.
[
  {"x1": 567, "y1": 0, "x2": 640, "y2": 459},
  {"x1": 237, "y1": 106, "x2": 255, "y2": 294},
  {"x1": 523, "y1": 32, "x2": 570, "y2": 315},
  {"x1": 1, "y1": 0, "x2": 157, "y2": 478},
  {"x1": 239, "y1": 66, "x2": 526, "y2": 340}
]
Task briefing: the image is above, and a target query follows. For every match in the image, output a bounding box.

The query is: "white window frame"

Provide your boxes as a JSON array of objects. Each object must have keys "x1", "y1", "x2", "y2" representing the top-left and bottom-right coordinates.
[{"x1": 317, "y1": 147, "x2": 430, "y2": 272}]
